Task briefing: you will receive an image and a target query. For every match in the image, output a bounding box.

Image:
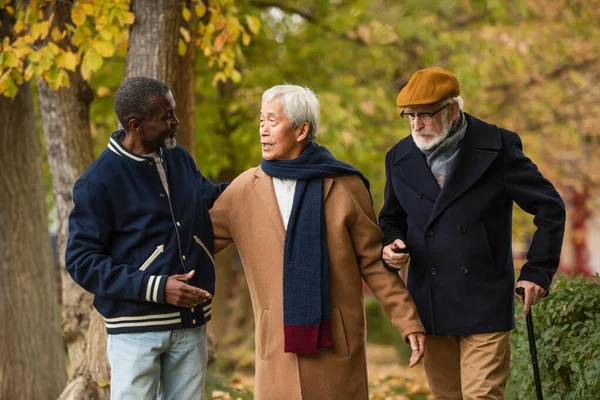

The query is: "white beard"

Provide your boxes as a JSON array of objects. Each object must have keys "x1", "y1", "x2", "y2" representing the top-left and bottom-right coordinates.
[
  {"x1": 412, "y1": 117, "x2": 452, "y2": 151},
  {"x1": 164, "y1": 136, "x2": 177, "y2": 149}
]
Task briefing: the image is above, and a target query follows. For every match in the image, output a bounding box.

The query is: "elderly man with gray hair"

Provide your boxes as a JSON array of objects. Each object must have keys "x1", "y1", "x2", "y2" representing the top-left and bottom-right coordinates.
[
  {"x1": 379, "y1": 67, "x2": 566, "y2": 399},
  {"x1": 209, "y1": 84, "x2": 425, "y2": 400}
]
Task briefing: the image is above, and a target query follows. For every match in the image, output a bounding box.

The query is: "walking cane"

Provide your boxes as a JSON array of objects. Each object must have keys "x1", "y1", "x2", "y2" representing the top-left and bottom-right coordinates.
[{"x1": 515, "y1": 287, "x2": 544, "y2": 400}]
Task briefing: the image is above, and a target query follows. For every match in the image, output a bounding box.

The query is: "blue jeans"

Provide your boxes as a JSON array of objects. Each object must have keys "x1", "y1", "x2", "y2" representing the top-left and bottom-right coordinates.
[{"x1": 107, "y1": 325, "x2": 207, "y2": 400}]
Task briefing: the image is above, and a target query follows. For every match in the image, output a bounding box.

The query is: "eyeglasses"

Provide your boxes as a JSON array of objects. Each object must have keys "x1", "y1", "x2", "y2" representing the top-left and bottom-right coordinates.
[{"x1": 400, "y1": 104, "x2": 449, "y2": 124}]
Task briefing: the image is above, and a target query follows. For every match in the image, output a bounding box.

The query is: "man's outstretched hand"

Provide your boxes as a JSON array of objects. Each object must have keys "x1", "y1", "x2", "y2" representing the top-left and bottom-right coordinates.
[{"x1": 165, "y1": 270, "x2": 212, "y2": 308}]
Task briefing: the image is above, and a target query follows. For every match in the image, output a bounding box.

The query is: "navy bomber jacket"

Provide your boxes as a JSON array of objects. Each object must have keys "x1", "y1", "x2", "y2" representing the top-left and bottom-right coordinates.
[{"x1": 66, "y1": 131, "x2": 228, "y2": 334}]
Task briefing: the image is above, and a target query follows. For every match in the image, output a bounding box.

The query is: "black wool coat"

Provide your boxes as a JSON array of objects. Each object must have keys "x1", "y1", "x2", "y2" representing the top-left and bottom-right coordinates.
[{"x1": 379, "y1": 113, "x2": 566, "y2": 335}]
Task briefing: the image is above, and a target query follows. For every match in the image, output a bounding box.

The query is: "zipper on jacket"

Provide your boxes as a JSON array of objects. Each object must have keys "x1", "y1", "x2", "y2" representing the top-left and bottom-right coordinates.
[
  {"x1": 155, "y1": 156, "x2": 188, "y2": 276},
  {"x1": 139, "y1": 244, "x2": 164, "y2": 271},
  {"x1": 193, "y1": 235, "x2": 216, "y2": 267}
]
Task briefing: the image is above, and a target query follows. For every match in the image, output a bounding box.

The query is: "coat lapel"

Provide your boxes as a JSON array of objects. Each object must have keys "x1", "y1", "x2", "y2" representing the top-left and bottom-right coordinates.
[
  {"x1": 393, "y1": 142, "x2": 441, "y2": 202},
  {"x1": 253, "y1": 168, "x2": 286, "y2": 245},
  {"x1": 428, "y1": 114, "x2": 501, "y2": 225}
]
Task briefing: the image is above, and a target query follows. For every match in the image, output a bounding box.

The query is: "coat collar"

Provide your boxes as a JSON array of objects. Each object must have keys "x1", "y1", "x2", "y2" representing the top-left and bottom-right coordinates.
[
  {"x1": 107, "y1": 130, "x2": 164, "y2": 163},
  {"x1": 252, "y1": 167, "x2": 334, "y2": 245},
  {"x1": 390, "y1": 113, "x2": 502, "y2": 225}
]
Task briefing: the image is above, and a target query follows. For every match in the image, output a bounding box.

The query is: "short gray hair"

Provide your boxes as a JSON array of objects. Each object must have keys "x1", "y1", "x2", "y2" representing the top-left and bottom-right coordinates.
[
  {"x1": 262, "y1": 84, "x2": 320, "y2": 142},
  {"x1": 115, "y1": 77, "x2": 170, "y2": 129},
  {"x1": 447, "y1": 95, "x2": 464, "y2": 110}
]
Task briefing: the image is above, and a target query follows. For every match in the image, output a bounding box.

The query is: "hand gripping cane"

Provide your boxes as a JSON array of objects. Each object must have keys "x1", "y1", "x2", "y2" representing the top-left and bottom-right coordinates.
[{"x1": 515, "y1": 287, "x2": 543, "y2": 400}]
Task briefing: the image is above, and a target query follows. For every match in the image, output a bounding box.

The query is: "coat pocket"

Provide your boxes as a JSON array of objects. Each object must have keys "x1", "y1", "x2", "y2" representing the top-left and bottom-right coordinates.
[
  {"x1": 259, "y1": 309, "x2": 270, "y2": 360},
  {"x1": 193, "y1": 235, "x2": 216, "y2": 268},
  {"x1": 331, "y1": 307, "x2": 350, "y2": 358},
  {"x1": 139, "y1": 244, "x2": 164, "y2": 271}
]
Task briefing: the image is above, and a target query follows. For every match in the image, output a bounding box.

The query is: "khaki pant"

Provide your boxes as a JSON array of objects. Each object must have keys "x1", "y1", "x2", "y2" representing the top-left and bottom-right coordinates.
[{"x1": 423, "y1": 331, "x2": 511, "y2": 400}]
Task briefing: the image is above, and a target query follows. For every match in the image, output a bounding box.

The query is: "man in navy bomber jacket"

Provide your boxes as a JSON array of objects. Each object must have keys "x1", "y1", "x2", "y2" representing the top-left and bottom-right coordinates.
[{"x1": 65, "y1": 77, "x2": 227, "y2": 400}]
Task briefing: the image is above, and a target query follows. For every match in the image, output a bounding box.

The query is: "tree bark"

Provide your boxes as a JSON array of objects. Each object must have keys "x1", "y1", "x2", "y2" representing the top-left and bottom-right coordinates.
[
  {"x1": 125, "y1": 0, "x2": 197, "y2": 159},
  {"x1": 0, "y1": 81, "x2": 67, "y2": 398},
  {"x1": 35, "y1": 2, "x2": 110, "y2": 398}
]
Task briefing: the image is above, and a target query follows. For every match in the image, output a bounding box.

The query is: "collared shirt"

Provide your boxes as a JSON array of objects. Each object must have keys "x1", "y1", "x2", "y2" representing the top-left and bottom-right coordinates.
[
  {"x1": 273, "y1": 177, "x2": 297, "y2": 230},
  {"x1": 147, "y1": 151, "x2": 170, "y2": 196}
]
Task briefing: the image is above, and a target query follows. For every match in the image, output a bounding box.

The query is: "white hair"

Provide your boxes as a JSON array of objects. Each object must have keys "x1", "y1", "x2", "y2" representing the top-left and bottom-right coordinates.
[
  {"x1": 449, "y1": 95, "x2": 464, "y2": 110},
  {"x1": 262, "y1": 84, "x2": 320, "y2": 142}
]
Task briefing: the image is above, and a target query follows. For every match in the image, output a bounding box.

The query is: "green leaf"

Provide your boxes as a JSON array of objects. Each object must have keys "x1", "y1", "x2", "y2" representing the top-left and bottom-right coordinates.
[{"x1": 245, "y1": 15, "x2": 261, "y2": 35}]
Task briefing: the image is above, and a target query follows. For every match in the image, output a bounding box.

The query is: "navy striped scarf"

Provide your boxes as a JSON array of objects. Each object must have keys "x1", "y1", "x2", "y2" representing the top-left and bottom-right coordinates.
[{"x1": 261, "y1": 143, "x2": 370, "y2": 354}]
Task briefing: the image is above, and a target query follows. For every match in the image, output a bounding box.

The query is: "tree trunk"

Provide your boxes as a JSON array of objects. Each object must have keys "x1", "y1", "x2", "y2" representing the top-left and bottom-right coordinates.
[
  {"x1": 125, "y1": 0, "x2": 196, "y2": 159},
  {"x1": 0, "y1": 80, "x2": 67, "y2": 398},
  {"x1": 38, "y1": 74, "x2": 110, "y2": 399},
  {"x1": 35, "y1": 2, "x2": 109, "y2": 398}
]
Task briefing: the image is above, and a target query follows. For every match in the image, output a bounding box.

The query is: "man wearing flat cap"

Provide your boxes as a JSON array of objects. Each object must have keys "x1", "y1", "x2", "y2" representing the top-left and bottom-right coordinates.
[{"x1": 378, "y1": 67, "x2": 566, "y2": 399}]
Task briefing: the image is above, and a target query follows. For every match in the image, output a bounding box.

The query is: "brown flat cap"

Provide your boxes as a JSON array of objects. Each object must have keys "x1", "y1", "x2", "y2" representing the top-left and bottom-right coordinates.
[{"x1": 397, "y1": 67, "x2": 460, "y2": 108}]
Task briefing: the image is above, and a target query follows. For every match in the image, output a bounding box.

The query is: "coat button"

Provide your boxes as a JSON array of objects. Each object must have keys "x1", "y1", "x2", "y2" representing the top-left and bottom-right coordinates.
[
  {"x1": 182, "y1": 255, "x2": 186, "y2": 261},
  {"x1": 192, "y1": 319, "x2": 196, "y2": 324},
  {"x1": 430, "y1": 268, "x2": 438, "y2": 276},
  {"x1": 416, "y1": 192, "x2": 423, "y2": 199},
  {"x1": 160, "y1": 193, "x2": 165, "y2": 198},
  {"x1": 149, "y1": 161, "x2": 154, "y2": 166},
  {"x1": 191, "y1": 308, "x2": 195, "y2": 312},
  {"x1": 459, "y1": 226, "x2": 467, "y2": 233},
  {"x1": 461, "y1": 267, "x2": 469, "y2": 274},
  {"x1": 425, "y1": 229, "x2": 434, "y2": 237}
]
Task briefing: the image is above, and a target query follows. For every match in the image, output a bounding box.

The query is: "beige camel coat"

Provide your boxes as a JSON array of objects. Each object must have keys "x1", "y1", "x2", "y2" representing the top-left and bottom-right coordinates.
[{"x1": 210, "y1": 167, "x2": 424, "y2": 400}]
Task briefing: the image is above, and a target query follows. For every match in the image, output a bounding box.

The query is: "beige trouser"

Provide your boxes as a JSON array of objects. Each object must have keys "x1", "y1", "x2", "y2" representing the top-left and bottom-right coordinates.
[{"x1": 423, "y1": 331, "x2": 511, "y2": 400}]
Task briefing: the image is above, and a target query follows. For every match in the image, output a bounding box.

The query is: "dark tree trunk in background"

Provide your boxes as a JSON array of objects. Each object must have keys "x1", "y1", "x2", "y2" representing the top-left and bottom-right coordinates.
[
  {"x1": 37, "y1": 2, "x2": 110, "y2": 398},
  {"x1": 125, "y1": 0, "x2": 196, "y2": 158},
  {"x1": 0, "y1": 79, "x2": 67, "y2": 399}
]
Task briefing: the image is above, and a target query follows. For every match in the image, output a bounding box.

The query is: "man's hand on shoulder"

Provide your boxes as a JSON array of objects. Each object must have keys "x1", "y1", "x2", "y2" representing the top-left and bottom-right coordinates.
[
  {"x1": 382, "y1": 239, "x2": 410, "y2": 270},
  {"x1": 165, "y1": 270, "x2": 212, "y2": 308}
]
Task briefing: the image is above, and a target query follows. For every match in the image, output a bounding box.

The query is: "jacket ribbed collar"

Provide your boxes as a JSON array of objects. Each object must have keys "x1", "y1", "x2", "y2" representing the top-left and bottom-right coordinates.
[{"x1": 107, "y1": 130, "x2": 163, "y2": 163}]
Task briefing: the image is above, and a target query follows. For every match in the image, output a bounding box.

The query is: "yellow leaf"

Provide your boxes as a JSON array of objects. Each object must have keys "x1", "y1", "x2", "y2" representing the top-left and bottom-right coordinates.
[
  {"x1": 4, "y1": 75, "x2": 18, "y2": 99},
  {"x1": 195, "y1": 3, "x2": 206, "y2": 18},
  {"x1": 93, "y1": 41, "x2": 115, "y2": 58},
  {"x1": 62, "y1": 51, "x2": 78, "y2": 71},
  {"x1": 48, "y1": 42, "x2": 60, "y2": 55},
  {"x1": 212, "y1": 71, "x2": 227, "y2": 85},
  {"x1": 81, "y1": 3, "x2": 94, "y2": 16},
  {"x1": 241, "y1": 32, "x2": 251, "y2": 46},
  {"x1": 230, "y1": 69, "x2": 241, "y2": 83},
  {"x1": 51, "y1": 27, "x2": 62, "y2": 42},
  {"x1": 5, "y1": 5, "x2": 14, "y2": 16},
  {"x1": 119, "y1": 11, "x2": 135, "y2": 25},
  {"x1": 13, "y1": 19, "x2": 25, "y2": 34},
  {"x1": 28, "y1": 51, "x2": 42, "y2": 63},
  {"x1": 96, "y1": 86, "x2": 111, "y2": 98},
  {"x1": 24, "y1": 63, "x2": 35, "y2": 81},
  {"x1": 182, "y1": 6, "x2": 191, "y2": 22},
  {"x1": 82, "y1": 50, "x2": 103, "y2": 73},
  {"x1": 213, "y1": 30, "x2": 228, "y2": 52},
  {"x1": 99, "y1": 29, "x2": 113, "y2": 41},
  {"x1": 36, "y1": 57, "x2": 53, "y2": 74},
  {"x1": 178, "y1": 39, "x2": 187, "y2": 56},
  {"x1": 245, "y1": 15, "x2": 261, "y2": 35},
  {"x1": 71, "y1": 29, "x2": 87, "y2": 47},
  {"x1": 203, "y1": 45, "x2": 212, "y2": 57},
  {"x1": 71, "y1": 8, "x2": 86, "y2": 27},
  {"x1": 31, "y1": 22, "x2": 50, "y2": 40},
  {"x1": 3, "y1": 52, "x2": 19, "y2": 68},
  {"x1": 59, "y1": 69, "x2": 70, "y2": 87},
  {"x1": 97, "y1": 379, "x2": 110, "y2": 388},
  {"x1": 179, "y1": 27, "x2": 191, "y2": 43},
  {"x1": 80, "y1": 61, "x2": 91, "y2": 81},
  {"x1": 13, "y1": 45, "x2": 33, "y2": 58}
]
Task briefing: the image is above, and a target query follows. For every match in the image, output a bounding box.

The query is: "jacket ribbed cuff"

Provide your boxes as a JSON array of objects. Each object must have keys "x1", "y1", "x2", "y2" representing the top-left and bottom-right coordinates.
[{"x1": 142, "y1": 274, "x2": 168, "y2": 303}]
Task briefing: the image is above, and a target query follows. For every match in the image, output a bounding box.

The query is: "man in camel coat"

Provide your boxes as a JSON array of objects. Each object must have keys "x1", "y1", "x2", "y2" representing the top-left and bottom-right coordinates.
[{"x1": 209, "y1": 84, "x2": 425, "y2": 399}]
